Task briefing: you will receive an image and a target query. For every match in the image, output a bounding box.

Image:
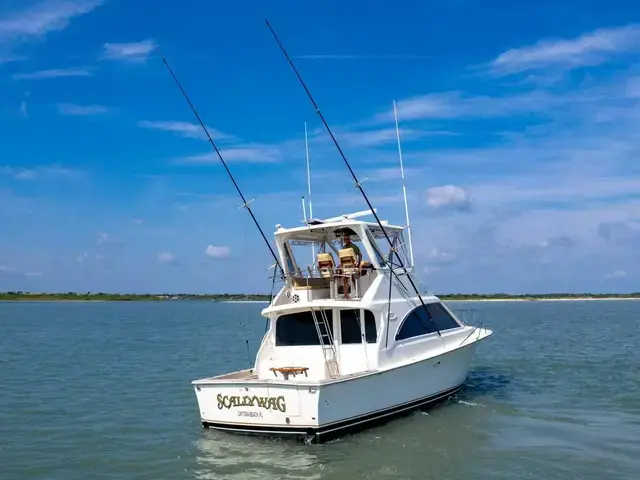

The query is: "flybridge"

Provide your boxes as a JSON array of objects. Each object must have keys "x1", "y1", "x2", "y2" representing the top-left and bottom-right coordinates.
[{"x1": 269, "y1": 214, "x2": 415, "y2": 306}]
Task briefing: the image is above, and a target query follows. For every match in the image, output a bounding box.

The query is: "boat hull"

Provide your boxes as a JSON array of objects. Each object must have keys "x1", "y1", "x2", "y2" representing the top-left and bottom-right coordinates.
[
  {"x1": 202, "y1": 383, "x2": 463, "y2": 443},
  {"x1": 193, "y1": 338, "x2": 481, "y2": 443}
]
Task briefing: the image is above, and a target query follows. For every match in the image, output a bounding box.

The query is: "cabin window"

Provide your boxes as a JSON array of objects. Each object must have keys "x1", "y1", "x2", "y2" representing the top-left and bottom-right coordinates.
[
  {"x1": 283, "y1": 242, "x2": 299, "y2": 276},
  {"x1": 364, "y1": 229, "x2": 386, "y2": 267},
  {"x1": 395, "y1": 303, "x2": 460, "y2": 341},
  {"x1": 340, "y1": 309, "x2": 377, "y2": 344},
  {"x1": 275, "y1": 310, "x2": 333, "y2": 346},
  {"x1": 428, "y1": 303, "x2": 461, "y2": 331}
]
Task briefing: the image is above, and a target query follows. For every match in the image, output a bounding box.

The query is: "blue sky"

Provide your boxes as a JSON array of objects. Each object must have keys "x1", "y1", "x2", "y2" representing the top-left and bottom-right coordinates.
[{"x1": 1, "y1": 0, "x2": 640, "y2": 294}]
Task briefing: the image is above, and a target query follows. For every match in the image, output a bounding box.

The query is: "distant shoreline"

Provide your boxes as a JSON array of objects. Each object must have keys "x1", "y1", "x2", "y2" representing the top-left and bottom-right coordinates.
[
  {"x1": 1, "y1": 292, "x2": 639, "y2": 302},
  {"x1": 446, "y1": 297, "x2": 640, "y2": 302}
]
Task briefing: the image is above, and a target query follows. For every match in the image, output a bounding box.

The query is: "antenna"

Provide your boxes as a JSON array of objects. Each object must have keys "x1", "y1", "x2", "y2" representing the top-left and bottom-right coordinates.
[
  {"x1": 305, "y1": 122, "x2": 313, "y2": 220},
  {"x1": 301, "y1": 196, "x2": 307, "y2": 222},
  {"x1": 393, "y1": 100, "x2": 415, "y2": 271},
  {"x1": 160, "y1": 55, "x2": 283, "y2": 276},
  {"x1": 265, "y1": 19, "x2": 441, "y2": 337},
  {"x1": 304, "y1": 121, "x2": 316, "y2": 266}
]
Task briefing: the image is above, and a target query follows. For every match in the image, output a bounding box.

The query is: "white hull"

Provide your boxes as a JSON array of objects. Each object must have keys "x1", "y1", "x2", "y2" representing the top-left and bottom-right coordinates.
[{"x1": 192, "y1": 327, "x2": 490, "y2": 442}]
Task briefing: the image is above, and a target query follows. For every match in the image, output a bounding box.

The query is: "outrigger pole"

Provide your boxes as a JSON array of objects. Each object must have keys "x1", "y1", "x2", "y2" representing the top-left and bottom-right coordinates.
[
  {"x1": 160, "y1": 56, "x2": 284, "y2": 276},
  {"x1": 264, "y1": 19, "x2": 441, "y2": 337},
  {"x1": 304, "y1": 121, "x2": 316, "y2": 265},
  {"x1": 393, "y1": 100, "x2": 415, "y2": 271}
]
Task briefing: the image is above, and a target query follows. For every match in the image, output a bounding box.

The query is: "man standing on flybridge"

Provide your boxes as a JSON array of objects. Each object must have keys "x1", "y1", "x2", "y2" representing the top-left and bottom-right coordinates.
[{"x1": 341, "y1": 233, "x2": 361, "y2": 299}]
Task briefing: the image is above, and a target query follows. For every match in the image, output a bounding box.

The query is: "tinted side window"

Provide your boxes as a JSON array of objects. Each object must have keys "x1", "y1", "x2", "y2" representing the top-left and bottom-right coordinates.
[
  {"x1": 340, "y1": 309, "x2": 377, "y2": 344},
  {"x1": 426, "y1": 303, "x2": 460, "y2": 331},
  {"x1": 395, "y1": 307, "x2": 436, "y2": 340},
  {"x1": 365, "y1": 229, "x2": 385, "y2": 266},
  {"x1": 276, "y1": 310, "x2": 333, "y2": 346},
  {"x1": 395, "y1": 303, "x2": 460, "y2": 341},
  {"x1": 363, "y1": 310, "x2": 377, "y2": 343}
]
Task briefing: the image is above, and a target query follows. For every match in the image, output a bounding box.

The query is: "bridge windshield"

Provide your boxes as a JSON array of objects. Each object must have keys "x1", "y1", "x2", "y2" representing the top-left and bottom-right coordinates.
[{"x1": 279, "y1": 224, "x2": 408, "y2": 278}]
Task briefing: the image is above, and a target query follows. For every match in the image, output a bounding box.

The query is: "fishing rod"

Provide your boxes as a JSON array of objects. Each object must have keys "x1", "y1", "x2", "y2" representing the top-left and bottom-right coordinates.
[
  {"x1": 264, "y1": 19, "x2": 441, "y2": 337},
  {"x1": 160, "y1": 56, "x2": 284, "y2": 277}
]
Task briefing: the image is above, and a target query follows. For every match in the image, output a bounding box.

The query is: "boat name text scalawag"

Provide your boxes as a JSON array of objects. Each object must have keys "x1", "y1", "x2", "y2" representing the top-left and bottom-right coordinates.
[{"x1": 217, "y1": 394, "x2": 287, "y2": 413}]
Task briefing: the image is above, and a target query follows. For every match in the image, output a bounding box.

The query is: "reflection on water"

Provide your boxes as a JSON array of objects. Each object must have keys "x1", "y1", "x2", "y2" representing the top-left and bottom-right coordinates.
[
  {"x1": 456, "y1": 366, "x2": 514, "y2": 399},
  {"x1": 193, "y1": 431, "x2": 323, "y2": 480}
]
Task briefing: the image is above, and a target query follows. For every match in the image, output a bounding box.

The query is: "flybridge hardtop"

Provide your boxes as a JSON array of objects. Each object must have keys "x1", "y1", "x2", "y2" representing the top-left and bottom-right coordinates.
[
  {"x1": 276, "y1": 217, "x2": 407, "y2": 239},
  {"x1": 159, "y1": 19, "x2": 494, "y2": 443}
]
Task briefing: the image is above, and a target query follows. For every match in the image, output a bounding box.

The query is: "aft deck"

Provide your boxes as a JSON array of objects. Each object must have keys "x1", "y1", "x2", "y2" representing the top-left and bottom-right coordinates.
[{"x1": 194, "y1": 367, "x2": 379, "y2": 386}]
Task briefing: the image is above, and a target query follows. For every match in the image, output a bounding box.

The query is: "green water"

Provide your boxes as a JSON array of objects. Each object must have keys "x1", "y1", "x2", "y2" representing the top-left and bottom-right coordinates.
[{"x1": 1, "y1": 300, "x2": 638, "y2": 479}]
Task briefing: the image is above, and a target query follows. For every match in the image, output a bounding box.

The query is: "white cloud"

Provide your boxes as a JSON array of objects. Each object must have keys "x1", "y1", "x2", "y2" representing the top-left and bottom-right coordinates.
[
  {"x1": 626, "y1": 77, "x2": 640, "y2": 98},
  {"x1": 179, "y1": 146, "x2": 282, "y2": 164},
  {"x1": 102, "y1": 40, "x2": 157, "y2": 62},
  {"x1": 361, "y1": 166, "x2": 423, "y2": 183},
  {"x1": 13, "y1": 67, "x2": 92, "y2": 80},
  {"x1": 0, "y1": 0, "x2": 104, "y2": 42},
  {"x1": 0, "y1": 265, "x2": 43, "y2": 277},
  {"x1": 536, "y1": 236, "x2": 577, "y2": 248},
  {"x1": 380, "y1": 93, "x2": 462, "y2": 121},
  {"x1": 336, "y1": 127, "x2": 449, "y2": 147},
  {"x1": 292, "y1": 54, "x2": 432, "y2": 60},
  {"x1": 598, "y1": 221, "x2": 640, "y2": 244},
  {"x1": 427, "y1": 248, "x2": 456, "y2": 263},
  {"x1": 57, "y1": 103, "x2": 111, "y2": 116},
  {"x1": 373, "y1": 60, "x2": 637, "y2": 125},
  {"x1": 0, "y1": 54, "x2": 26, "y2": 64},
  {"x1": 97, "y1": 232, "x2": 109, "y2": 244},
  {"x1": 465, "y1": 175, "x2": 640, "y2": 208},
  {"x1": 137, "y1": 121, "x2": 232, "y2": 141},
  {"x1": 205, "y1": 245, "x2": 231, "y2": 258},
  {"x1": 376, "y1": 90, "x2": 564, "y2": 122},
  {"x1": 1, "y1": 164, "x2": 84, "y2": 181},
  {"x1": 426, "y1": 185, "x2": 470, "y2": 210},
  {"x1": 489, "y1": 24, "x2": 640, "y2": 75},
  {"x1": 75, "y1": 252, "x2": 104, "y2": 263},
  {"x1": 222, "y1": 147, "x2": 282, "y2": 163},
  {"x1": 19, "y1": 100, "x2": 28, "y2": 118},
  {"x1": 604, "y1": 270, "x2": 627, "y2": 279},
  {"x1": 157, "y1": 251, "x2": 176, "y2": 264}
]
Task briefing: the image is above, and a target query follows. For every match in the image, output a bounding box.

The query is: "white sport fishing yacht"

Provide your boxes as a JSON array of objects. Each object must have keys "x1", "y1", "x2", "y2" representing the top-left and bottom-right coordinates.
[
  {"x1": 191, "y1": 210, "x2": 492, "y2": 443},
  {"x1": 159, "y1": 22, "x2": 493, "y2": 443}
]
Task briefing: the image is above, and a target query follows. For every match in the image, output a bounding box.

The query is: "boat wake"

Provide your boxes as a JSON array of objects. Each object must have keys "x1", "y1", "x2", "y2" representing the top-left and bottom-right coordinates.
[{"x1": 192, "y1": 433, "x2": 322, "y2": 480}]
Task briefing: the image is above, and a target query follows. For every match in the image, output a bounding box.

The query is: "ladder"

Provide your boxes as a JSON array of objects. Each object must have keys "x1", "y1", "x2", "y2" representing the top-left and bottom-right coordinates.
[{"x1": 311, "y1": 308, "x2": 340, "y2": 378}]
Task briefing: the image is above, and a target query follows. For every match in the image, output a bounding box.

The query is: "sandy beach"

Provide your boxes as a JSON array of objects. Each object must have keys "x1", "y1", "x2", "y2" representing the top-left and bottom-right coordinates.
[
  {"x1": 218, "y1": 300, "x2": 270, "y2": 303},
  {"x1": 446, "y1": 297, "x2": 640, "y2": 302}
]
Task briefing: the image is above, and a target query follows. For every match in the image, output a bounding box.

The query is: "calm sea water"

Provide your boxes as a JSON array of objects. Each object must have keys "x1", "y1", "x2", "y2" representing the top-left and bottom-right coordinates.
[{"x1": 1, "y1": 300, "x2": 639, "y2": 480}]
